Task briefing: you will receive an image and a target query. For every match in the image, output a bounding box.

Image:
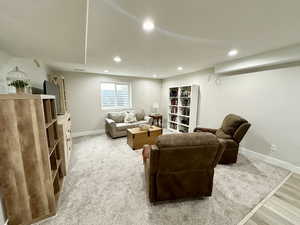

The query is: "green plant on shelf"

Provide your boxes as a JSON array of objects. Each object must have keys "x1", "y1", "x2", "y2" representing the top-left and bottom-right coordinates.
[{"x1": 8, "y1": 80, "x2": 29, "y2": 88}]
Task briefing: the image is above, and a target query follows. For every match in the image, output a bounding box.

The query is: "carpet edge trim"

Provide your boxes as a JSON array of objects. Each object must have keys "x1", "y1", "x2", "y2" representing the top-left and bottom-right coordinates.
[{"x1": 237, "y1": 172, "x2": 292, "y2": 225}]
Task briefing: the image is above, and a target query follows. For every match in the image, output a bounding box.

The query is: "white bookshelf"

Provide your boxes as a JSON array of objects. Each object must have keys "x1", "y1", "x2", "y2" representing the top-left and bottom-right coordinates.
[{"x1": 167, "y1": 85, "x2": 199, "y2": 133}]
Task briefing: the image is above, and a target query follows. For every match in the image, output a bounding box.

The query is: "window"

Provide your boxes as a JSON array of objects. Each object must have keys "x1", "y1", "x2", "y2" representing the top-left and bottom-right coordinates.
[{"x1": 101, "y1": 82, "x2": 131, "y2": 109}]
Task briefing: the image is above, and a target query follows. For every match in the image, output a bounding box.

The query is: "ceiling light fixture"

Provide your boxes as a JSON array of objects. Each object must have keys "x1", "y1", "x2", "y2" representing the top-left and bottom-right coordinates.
[
  {"x1": 113, "y1": 56, "x2": 122, "y2": 63},
  {"x1": 104, "y1": 70, "x2": 109, "y2": 73},
  {"x1": 152, "y1": 74, "x2": 157, "y2": 78},
  {"x1": 228, "y1": 49, "x2": 238, "y2": 56},
  {"x1": 177, "y1": 66, "x2": 183, "y2": 71},
  {"x1": 143, "y1": 19, "x2": 155, "y2": 32}
]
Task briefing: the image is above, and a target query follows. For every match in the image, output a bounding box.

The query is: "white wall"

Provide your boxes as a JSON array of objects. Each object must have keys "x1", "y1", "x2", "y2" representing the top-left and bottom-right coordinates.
[
  {"x1": 0, "y1": 49, "x2": 49, "y2": 93},
  {"x1": 0, "y1": 50, "x2": 12, "y2": 93},
  {"x1": 63, "y1": 72, "x2": 162, "y2": 133},
  {"x1": 161, "y1": 66, "x2": 300, "y2": 167}
]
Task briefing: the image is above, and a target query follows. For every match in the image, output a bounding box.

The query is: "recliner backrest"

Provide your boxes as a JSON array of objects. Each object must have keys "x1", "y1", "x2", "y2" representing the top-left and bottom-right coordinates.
[
  {"x1": 221, "y1": 114, "x2": 247, "y2": 135},
  {"x1": 154, "y1": 132, "x2": 224, "y2": 172},
  {"x1": 216, "y1": 114, "x2": 250, "y2": 143}
]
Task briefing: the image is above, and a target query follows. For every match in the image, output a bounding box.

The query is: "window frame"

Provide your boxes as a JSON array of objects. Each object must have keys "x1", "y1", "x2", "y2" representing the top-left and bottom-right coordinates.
[{"x1": 100, "y1": 81, "x2": 132, "y2": 110}]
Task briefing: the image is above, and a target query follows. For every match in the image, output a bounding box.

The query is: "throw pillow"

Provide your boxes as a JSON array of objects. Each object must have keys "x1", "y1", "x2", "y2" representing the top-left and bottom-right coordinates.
[
  {"x1": 124, "y1": 112, "x2": 137, "y2": 123},
  {"x1": 135, "y1": 109, "x2": 145, "y2": 121}
]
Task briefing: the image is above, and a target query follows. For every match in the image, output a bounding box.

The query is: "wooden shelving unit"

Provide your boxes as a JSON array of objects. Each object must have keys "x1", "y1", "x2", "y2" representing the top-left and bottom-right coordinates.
[
  {"x1": 0, "y1": 94, "x2": 65, "y2": 225},
  {"x1": 167, "y1": 85, "x2": 199, "y2": 133},
  {"x1": 42, "y1": 97, "x2": 65, "y2": 205}
]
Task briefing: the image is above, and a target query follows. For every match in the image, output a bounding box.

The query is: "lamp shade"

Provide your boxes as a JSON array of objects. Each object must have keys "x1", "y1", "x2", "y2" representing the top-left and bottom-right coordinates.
[{"x1": 152, "y1": 102, "x2": 159, "y2": 109}]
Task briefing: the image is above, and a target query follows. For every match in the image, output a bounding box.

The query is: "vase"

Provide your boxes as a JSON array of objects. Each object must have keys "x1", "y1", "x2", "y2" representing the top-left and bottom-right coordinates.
[{"x1": 16, "y1": 87, "x2": 26, "y2": 94}]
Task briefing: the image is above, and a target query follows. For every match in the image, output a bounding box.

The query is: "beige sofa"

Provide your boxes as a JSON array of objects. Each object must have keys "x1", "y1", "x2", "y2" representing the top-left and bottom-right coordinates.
[{"x1": 105, "y1": 110, "x2": 153, "y2": 138}]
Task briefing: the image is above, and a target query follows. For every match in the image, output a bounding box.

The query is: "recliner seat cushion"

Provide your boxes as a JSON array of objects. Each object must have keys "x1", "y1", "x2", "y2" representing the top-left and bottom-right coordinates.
[{"x1": 221, "y1": 114, "x2": 247, "y2": 135}]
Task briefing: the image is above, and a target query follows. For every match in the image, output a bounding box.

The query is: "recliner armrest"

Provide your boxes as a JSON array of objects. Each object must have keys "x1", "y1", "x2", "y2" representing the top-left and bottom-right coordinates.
[{"x1": 194, "y1": 127, "x2": 217, "y2": 134}]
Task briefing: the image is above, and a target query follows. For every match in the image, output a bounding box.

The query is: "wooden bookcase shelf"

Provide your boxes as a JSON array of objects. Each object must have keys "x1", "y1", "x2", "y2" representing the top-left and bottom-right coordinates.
[
  {"x1": 0, "y1": 94, "x2": 67, "y2": 225},
  {"x1": 43, "y1": 97, "x2": 65, "y2": 205}
]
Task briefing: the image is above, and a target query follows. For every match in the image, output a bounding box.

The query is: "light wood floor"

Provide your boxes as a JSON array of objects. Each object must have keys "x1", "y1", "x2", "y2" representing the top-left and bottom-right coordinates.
[{"x1": 244, "y1": 173, "x2": 300, "y2": 225}]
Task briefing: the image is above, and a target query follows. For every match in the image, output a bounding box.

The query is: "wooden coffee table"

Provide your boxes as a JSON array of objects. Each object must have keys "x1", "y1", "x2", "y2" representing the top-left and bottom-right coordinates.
[{"x1": 127, "y1": 126, "x2": 163, "y2": 150}]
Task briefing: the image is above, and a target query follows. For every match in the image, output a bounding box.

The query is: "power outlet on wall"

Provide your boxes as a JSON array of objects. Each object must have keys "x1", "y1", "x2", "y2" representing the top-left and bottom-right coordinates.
[{"x1": 270, "y1": 144, "x2": 277, "y2": 152}]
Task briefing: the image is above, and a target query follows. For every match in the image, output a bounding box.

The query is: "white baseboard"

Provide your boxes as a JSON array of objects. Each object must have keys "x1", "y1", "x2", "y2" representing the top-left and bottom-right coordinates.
[
  {"x1": 72, "y1": 129, "x2": 105, "y2": 138},
  {"x1": 240, "y1": 147, "x2": 300, "y2": 174}
]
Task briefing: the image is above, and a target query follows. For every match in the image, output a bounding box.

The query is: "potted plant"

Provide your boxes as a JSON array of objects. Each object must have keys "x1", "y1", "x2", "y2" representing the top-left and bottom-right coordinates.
[{"x1": 8, "y1": 80, "x2": 29, "y2": 94}]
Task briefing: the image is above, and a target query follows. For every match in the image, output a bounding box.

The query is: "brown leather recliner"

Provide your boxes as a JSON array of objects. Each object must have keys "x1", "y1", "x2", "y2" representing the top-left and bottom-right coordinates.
[
  {"x1": 194, "y1": 114, "x2": 251, "y2": 164},
  {"x1": 142, "y1": 132, "x2": 225, "y2": 202}
]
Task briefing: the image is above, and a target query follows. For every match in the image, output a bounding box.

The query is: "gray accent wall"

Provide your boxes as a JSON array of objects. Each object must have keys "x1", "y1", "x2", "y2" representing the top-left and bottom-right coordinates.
[{"x1": 161, "y1": 66, "x2": 300, "y2": 167}]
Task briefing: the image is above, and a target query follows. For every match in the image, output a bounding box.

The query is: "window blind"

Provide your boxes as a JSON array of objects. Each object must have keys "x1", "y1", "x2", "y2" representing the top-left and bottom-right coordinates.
[{"x1": 101, "y1": 83, "x2": 130, "y2": 109}]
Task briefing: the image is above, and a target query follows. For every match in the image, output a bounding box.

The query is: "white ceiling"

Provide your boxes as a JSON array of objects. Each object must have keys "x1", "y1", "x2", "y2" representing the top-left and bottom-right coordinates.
[{"x1": 1, "y1": 0, "x2": 300, "y2": 78}]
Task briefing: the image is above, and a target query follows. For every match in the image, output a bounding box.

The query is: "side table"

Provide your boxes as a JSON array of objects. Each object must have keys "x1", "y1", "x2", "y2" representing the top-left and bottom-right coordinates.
[{"x1": 149, "y1": 114, "x2": 163, "y2": 128}]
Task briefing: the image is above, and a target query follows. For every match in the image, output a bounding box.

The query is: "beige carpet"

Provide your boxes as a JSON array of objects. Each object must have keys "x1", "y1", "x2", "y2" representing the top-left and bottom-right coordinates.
[{"x1": 36, "y1": 134, "x2": 289, "y2": 225}]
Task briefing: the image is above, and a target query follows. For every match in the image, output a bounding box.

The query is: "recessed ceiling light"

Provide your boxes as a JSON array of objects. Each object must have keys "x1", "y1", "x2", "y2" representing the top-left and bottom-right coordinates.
[
  {"x1": 104, "y1": 70, "x2": 109, "y2": 73},
  {"x1": 143, "y1": 19, "x2": 155, "y2": 32},
  {"x1": 152, "y1": 74, "x2": 157, "y2": 78},
  {"x1": 113, "y1": 56, "x2": 122, "y2": 63},
  {"x1": 228, "y1": 49, "x2": 238, "y2": 56},
  {"x1": 177, "y1": 66, "x2": 183, "y2": 71}
]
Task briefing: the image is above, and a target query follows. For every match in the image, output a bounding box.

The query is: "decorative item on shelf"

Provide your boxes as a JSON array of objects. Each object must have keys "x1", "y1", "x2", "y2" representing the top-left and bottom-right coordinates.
[
  {"x1": 181, "y1": 98, "x2": 190, "y2": 106},
  {"x1": 179, "y1": 126, "x2": 189, "y2": 133},
  {"x1": 6, "y1": 66, "x2": 31, "y2": 94},
  {"x1": 170, "y1": 106, "x2": 178, "y2": 114},
  {"x1": 139, "y1": 124, "x2": 151, "y2": 131},
  {"x1": 170, "y1": 88, "x2": 178, "y2": 97},
  {"x1": 181, "y1": 107, "x2": 190, "y2": 116},
  {"x1": 180, "y1": 86, "x2": 191, "y2": 97},
  {"x1": 181, "y1": 117, "x2": 189, "y2": 125},
  {"x1": 170, "y1": 123, "x2": 177, "y2": 130},
  {"x1": 8, "y1": 80, "x2": 29, "y2": 94},
  {"x1": 170, "y1": 115, "x2": 177, "y2": 122},
  {"x1": 170, "y1": 98, "x2": 178, "y2": 105}
]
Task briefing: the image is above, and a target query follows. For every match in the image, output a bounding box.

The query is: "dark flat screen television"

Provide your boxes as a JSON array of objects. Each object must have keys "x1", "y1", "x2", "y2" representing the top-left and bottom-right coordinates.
[{"x1": 43, "y1": 81, "x2": 62, "y2": 114}]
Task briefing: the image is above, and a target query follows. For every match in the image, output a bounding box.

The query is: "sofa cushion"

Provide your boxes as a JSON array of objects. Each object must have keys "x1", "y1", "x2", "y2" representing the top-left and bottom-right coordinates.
[
  {"x1": 135, "y1": 109, "x2": 145, "y2": 121},
  {"x1": 221, "y1": 114, "x2": 247, "y2": 135},
  {"x1": 115, "y1": 120, "x2": 148, "y2": 131},
  {"x1": 124, "y1": 112, "x2": 137, "y2": 123},
  {"x1": 107, "y1": 112, "x2": 125, "y2": 123}
]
